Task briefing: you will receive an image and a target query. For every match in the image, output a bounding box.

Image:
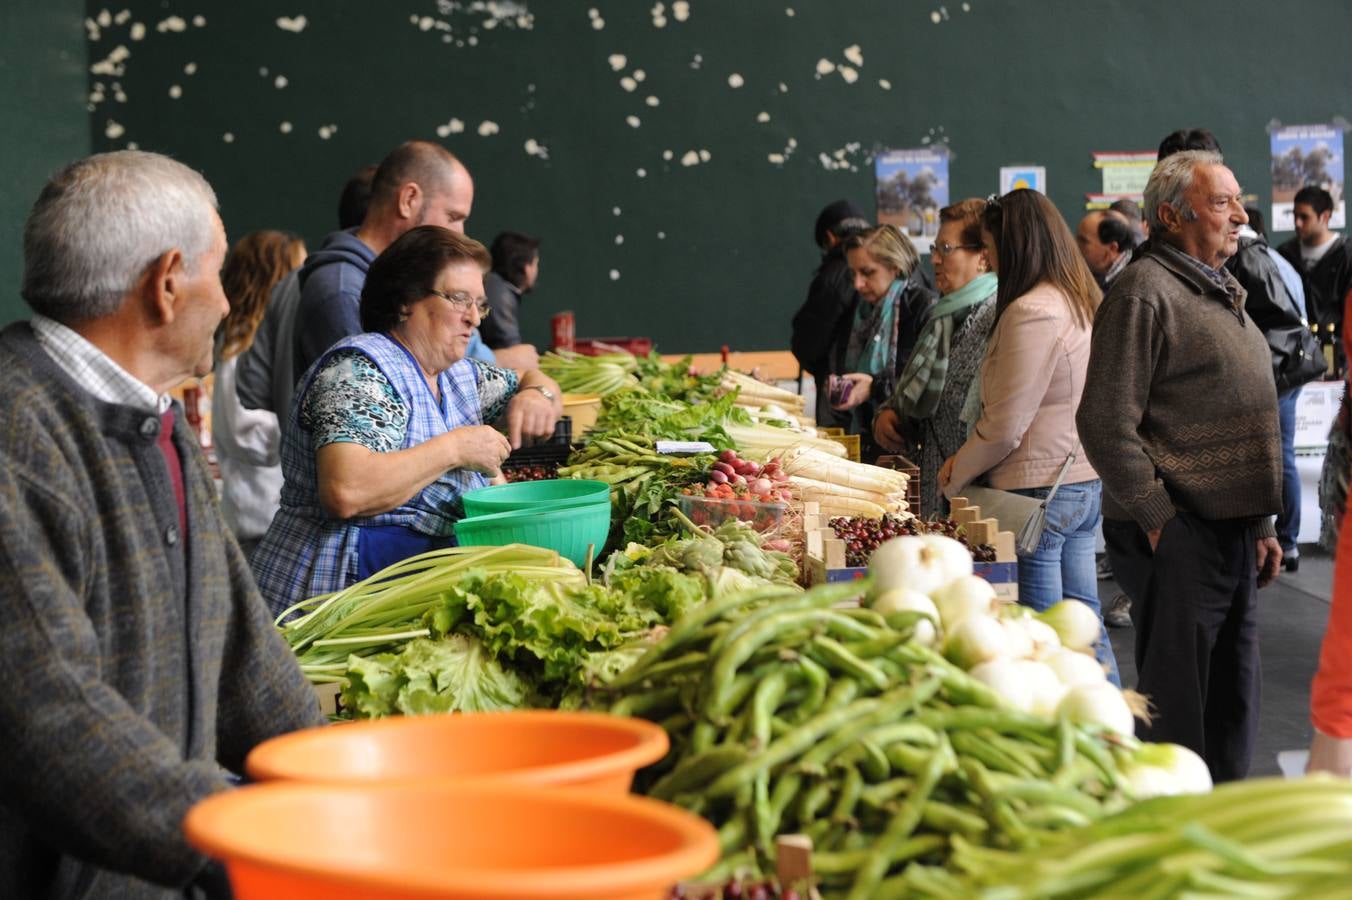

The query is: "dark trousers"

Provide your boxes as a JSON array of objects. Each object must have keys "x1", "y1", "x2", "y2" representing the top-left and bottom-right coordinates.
[{"x1": 1102, "y1": 513, "x2": 1261, "y2": 783}]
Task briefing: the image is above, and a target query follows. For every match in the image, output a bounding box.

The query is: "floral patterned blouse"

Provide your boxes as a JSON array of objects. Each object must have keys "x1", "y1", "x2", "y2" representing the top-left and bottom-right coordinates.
[{"x1": 303, "y1": 349, "x2": 519, "y2": 452}]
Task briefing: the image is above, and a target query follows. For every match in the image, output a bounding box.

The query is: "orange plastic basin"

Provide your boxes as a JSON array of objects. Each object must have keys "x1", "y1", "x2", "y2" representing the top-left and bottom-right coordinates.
[
  {"x1": 246, "y1": 711, "x2": 669, "y2": 794},
  {"x1": 185, "y1": 781, "x2": 719, "y2": 900}
]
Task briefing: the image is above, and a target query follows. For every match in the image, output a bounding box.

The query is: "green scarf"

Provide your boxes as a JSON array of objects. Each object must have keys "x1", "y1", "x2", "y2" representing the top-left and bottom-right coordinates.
[{"x1": 891, "y1": 272, "x2": 997, "y2": 421}]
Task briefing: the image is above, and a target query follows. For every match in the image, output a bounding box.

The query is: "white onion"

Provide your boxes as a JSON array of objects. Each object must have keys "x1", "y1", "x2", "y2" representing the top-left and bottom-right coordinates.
[
  {"x1": 943, "y1": 614, "x2": 1010, "y2": 670},
  {"x1": 871, "y1": 588, "x2": 940, "y2": 622},
  {"x1": 869, "y1": 535, "x2": 973, "y2": 597},
  {"x1": 969, "y1": 659, "x2": 1034, "y2": 712},
  {"x1": 911, "y1": 617, "x2": 938, "y2": 647},
  {"x1": 1057, "y1": 682, "x2": 1135, "y2": 738},
  {"x1": 1045, "y1": 646, "x2": 1108, "y2": 688},
  {"x1": 1122, "y1": 743, "x2": 1213, "y2": 798},
  {"x1": 932, "y1": 575, "x2": 997, "y2": 629},
  {"x1": 1038, "y1": 599, "x2": 1102, "y2": 652},
  {"x1": 1000, "y1": 617, "x2": 1036, "y2": 660},
  {"x1": 1015, "y1": 660, "x2": 1068, "y2": 718}
]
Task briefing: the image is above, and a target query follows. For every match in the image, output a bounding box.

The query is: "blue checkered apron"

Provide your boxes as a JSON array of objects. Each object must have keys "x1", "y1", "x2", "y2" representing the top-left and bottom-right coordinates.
[{"x1": 252, "y1": 332, "x2": 488, "y2": 617}]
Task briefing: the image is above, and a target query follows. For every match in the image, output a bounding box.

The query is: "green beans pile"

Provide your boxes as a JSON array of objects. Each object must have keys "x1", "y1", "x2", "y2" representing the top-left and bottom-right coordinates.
[
  {"x1": 593, "y1": 579, "x2": 1137, "y2": 899},
  {"x1": 908, "y1": 776, "x2": 1352, "y2": 899}
]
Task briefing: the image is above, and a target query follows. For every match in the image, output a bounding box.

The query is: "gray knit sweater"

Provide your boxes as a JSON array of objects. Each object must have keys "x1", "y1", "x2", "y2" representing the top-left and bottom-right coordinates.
[
  {"x1": 0, "y1": 323, "x2": 325, "y2": 899},
  {"x1": 1077, "y1": 241, "x2": 1281, "y2": 537}
]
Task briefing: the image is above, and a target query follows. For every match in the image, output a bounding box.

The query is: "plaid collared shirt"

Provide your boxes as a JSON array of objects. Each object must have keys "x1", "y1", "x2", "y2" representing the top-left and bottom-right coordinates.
[{"x1": 31, "y1": 314, "x2": 170, "y2": 413}]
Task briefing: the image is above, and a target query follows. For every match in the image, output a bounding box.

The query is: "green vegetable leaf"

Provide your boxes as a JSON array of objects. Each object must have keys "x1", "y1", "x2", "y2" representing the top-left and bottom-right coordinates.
[{"x1": 341, "y1": 635, "x2": 532, "y2": 718}]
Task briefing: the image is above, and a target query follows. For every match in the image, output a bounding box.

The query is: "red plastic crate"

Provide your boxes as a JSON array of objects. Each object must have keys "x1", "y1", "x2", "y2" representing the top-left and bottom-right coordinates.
[{"x1": 572, "y1": 337, "x2": 653, "y2": 357}]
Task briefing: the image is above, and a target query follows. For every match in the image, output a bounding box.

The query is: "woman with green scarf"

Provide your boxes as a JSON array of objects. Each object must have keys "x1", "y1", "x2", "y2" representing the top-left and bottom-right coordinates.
[
  {"x1": 834, "y1": 224, "x2": 935, "y2": 460},
  {"x1": 874, "y1": 199, "x2": 997, "y2": 517}
]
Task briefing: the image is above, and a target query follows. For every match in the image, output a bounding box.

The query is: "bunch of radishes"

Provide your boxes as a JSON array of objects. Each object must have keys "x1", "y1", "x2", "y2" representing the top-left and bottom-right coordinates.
[
  {"x1": 865, "y1": 532, "x2": 1211, "y2": 798},
  {"x1": 699, "y1": 449, "x2": 792, "y2": 503}
]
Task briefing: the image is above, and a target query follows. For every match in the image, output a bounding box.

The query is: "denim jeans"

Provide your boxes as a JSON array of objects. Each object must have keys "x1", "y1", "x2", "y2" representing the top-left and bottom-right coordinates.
[
  {"x1": 1276, "y1": 388, "x2": 1301, "y2": 555},
  {"x1": 1011, "y1": 479, "x2": 1121, "y2": 685}
]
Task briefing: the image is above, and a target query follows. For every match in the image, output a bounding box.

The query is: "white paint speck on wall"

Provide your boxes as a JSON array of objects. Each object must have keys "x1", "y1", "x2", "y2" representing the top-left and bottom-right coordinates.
[
  {"x1": 613, "y1": 206, "x2": 623, "y2": 215},
  {"x1": 672, "y1": 2, "x2": 691, "y2": 22},
  {"x1": 478, "y1": 120, "x2": 500, "y2": 136},
  {"x1": 879, "y1": 78, "x2": 892, "y2": 90},
  {"x1": 680, "y1": 150, "x2": 699, "y2": 166},
  {"x1": 184, "y1": 62, "x2": 197, "y2": 75},
  {"x1": 104, "y1": 120, "x2": 125, "y2": 139},
  {"x1": 615, "y1": 234, "x2": 624, "y2": 245},
  {"x1": 609, "y1": 269, "x2": 621, "y2": 280},
  {"x1": 626, "y1": 115, "x2": 641, "y2": 128},
  {"x1": 168, "y1": 84, "x2": 182, "y2": 99},
  {"x1": 620, "y1": 76, "x2": 637, "y2": 92},
  {"x1": 222, "y1": 132, "x2": 235, "y2": 143},
  {"x1": 274, "y1": 75, "x2": 288, "y2": 89},
  {"x1": 645, "y1": 95, "x2": 660, "y2": 107},
  {"x1": 608, "y1": 54, "x2": 627, "y2": 71},
  {"x1": 844, "y1": 44, "x2": 864, "y2": 66},
  {"x1": 815, "y1": 59, "x2": 835, "y2": 76},
  {"x1": 279, "y1": 121, "x2": 293, "y2": 134},
  {"x1": 129, "y1": 22, "x2": 145, "y2": 40},
  {"x1": 727, "y1": 73, "x2": 744, "y2": 88},
  {"x1": 276, "y1": 15, "x2": 308, "y2": 33}
]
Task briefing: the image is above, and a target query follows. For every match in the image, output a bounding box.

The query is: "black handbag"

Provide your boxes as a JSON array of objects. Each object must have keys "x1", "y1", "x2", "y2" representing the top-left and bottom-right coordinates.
[{"x1": 1273, "y1": 322, "x2": 1326, "y2": 392}]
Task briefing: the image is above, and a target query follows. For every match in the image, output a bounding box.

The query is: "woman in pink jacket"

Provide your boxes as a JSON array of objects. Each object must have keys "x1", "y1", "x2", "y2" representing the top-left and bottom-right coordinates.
[{"x1": 939, "y1": 190, "x2": 1117, "y2": 679}]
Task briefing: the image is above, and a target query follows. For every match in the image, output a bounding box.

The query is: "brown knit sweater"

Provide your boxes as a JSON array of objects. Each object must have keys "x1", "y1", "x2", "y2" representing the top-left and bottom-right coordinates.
[{"x1": 1077, "y1": 240, "x2": 1280, "y2": 537}]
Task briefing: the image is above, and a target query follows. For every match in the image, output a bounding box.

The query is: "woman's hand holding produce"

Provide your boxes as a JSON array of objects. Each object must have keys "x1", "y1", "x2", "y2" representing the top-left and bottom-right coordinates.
[
  {"x1": 448, "y1": 424, "x2": 511, "y2": 476},
  {"x1": 872, "y1": 408, "x2": 906, "y2": 451},
  {"x1": 937, "y1": 455, "x2": 955, "y2": 489}
]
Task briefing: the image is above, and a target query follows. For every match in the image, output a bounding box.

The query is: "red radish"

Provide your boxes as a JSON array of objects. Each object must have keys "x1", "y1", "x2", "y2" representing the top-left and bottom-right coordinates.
[
  {"x1": 750, "y1": 477, "x2": 772, "y2": 496},
  {"x1": 709, "y1": 470, "x2": 729, "y2": 484},
  {"x1": 719, "y1": 449, "x2": 739, "y2": 463},
  {"x1": 731, "y1": 474, "x2": 746, "y2": 487}
]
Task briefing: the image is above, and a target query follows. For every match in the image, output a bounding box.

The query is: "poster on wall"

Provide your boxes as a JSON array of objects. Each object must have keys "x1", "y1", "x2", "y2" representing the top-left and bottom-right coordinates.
[
  {"x1": 1000, "y1": 165, "x2": 1046, "y2": 195},
  {"x1": 875, "y1": 148, "x2": 949, "y2": 254},
  {"x1": 1270, "y1": 123, "x2": 1345, "y2": 232},
  {"x1": 1085, "y1": 150, "x2": 1156, "y2": 209}
]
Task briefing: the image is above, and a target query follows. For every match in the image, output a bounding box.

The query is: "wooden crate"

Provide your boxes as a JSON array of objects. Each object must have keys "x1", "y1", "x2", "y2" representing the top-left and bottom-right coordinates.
[
  {"x1": 803, "y1": 500, "x2": 1018, "y2": 600},
  {"x1": 875, "y1": 454, "x2": 922, "y2": 519}
]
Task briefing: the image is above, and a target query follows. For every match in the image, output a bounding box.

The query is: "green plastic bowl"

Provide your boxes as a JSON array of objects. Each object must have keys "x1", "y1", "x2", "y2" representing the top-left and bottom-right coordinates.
[
  {"x1": 462, "y1": 479, "x2": 612, "y2": 518},
  {"x1": 454, "y1": 503, "x2": 611, "y2": 568}
]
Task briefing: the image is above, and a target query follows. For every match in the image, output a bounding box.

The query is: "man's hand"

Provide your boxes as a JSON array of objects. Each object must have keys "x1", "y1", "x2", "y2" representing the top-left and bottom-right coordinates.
[
  {"x1": 938, "y1": 455, "x2": 955, "y2": 490},
  {"x1": 1255, "y1": 536, "x2": 1283, "y2": 587},
  {"x1": 873, "y1": 408, "x2": 906, "y2": 452},
  {"x1": 504, "y1": 387, "x2": 560, "y2": 449},
  {"x1": 1308, "y1": 730, "x2": 1352, "y2": 777},
  {"x1": 494, "y1": 343, "x2": 540, "y2": 372},
  {"x1": 1147, "y1": 528, "x2": 1162, "y2": 551}
]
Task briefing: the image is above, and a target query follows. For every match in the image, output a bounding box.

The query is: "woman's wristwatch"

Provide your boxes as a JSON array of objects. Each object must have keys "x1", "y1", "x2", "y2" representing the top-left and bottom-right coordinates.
[{"x1": 522, "y1": 385, "x2": 557, "y2": 402}]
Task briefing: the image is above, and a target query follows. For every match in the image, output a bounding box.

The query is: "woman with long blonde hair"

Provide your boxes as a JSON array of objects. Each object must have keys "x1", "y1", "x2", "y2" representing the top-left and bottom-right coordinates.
[{"x1": 211, "y1": 230, "x2": 306, "y2": 555}]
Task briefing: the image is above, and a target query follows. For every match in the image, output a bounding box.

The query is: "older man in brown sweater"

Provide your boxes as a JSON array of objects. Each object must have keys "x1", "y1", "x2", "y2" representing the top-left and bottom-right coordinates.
[
  {"x1": 1077, "y1": 150, "x2": 1282, "y2": 783},
  {"x1": 0, "y1": 151, "x2": 324, "y2": 897}
]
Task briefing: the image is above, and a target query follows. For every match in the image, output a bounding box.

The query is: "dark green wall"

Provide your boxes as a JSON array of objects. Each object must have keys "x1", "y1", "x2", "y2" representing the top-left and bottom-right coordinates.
[
  {"x1": 27, "y1": 1, "x2": 1352, "y2": 348},
  {"x1": 0, "y1": 1, "x2": 89, "y2": 325}
]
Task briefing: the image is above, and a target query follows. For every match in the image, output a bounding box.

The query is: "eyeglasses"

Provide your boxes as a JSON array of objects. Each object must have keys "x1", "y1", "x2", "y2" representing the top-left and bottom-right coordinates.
[
  {"x1": 429, "y1": 288, "x2": 490, "y2": 318},
  {"x1": 932, "y1": 241, "x2": 982, "y2": 258}
]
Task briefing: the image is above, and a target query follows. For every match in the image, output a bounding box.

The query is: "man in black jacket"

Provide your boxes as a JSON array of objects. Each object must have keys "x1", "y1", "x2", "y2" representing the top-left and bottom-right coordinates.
[
  {"x1": 1231, "y1": 205, "x2": 1322, "y2": 570},
  {"x1": 1278, "y1": 185, "x2": 1352, "y2": 376},
  {"x1": 790, "y1": 200, "x2": 872, "y2": 428}
]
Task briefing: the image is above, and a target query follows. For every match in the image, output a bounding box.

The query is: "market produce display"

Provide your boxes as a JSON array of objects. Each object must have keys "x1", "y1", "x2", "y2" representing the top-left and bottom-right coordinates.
[
  {"x1": 779, "y1": 446, "x2": 910, "y2": 519},
  {"x1": 592, "y1": 534, "x2": 1209, "y2": 898},
  {"x1": 917, "y1": 776, "x2": 1352, "y2": 898},
  {"x1": 829, "y1": 514, "x2": 998, "y2": 567},
  {"x1": 504, "y1": 462, "x2": 559, "y2": 482},
  {"x1": 539, "y1": 348, "x2": 641, "y2": 395},
  {"x1": 606, "y1": 509, "x2": 800, "y2": 589}
]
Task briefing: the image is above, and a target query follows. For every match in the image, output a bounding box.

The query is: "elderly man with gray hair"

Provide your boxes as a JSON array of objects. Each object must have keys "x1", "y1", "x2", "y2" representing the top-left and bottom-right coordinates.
[
  {"x1": 1077, "y1": 150, "x2": 1282, "y2": 784},
  {"x1": 0, "y1": 151, "x2": 323, "y2": 897}
]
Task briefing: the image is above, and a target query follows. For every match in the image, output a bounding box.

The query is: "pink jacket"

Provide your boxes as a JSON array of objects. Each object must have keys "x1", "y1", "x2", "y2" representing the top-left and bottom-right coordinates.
[{"x1": 945, "y1": 282, "x2": 1098, "y2": 496}]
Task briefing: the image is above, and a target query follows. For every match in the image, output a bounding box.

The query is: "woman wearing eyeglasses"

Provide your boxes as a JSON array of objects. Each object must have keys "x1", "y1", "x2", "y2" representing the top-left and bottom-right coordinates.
[
  {"x1": 937, "y1": 190, "x2": 1118, "y2": 679},
  {"x1": 833, "y1": 224, "x2": 936, "y2": 460},
  {"x1": 251, "y1": 226, "x2": 562, "y2": 615},
  {"x1": 873, "y1": 199, "x2": 997, "y2": 517}
]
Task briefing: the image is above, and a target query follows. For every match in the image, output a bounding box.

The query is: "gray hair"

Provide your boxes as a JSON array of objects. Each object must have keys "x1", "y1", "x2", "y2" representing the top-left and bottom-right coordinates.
[
  {"x1": 1144, "y1": 150, "x2": 1223, "y2": 232},
  {"x1": 22, "y1": 150, "x2": 219, "y2": 323}
]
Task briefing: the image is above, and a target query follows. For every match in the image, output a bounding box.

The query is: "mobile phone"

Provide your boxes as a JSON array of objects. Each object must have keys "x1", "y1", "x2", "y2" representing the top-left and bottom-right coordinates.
[{"x1": 828, "y1": 375, "x2": 853, "y2": 407}]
